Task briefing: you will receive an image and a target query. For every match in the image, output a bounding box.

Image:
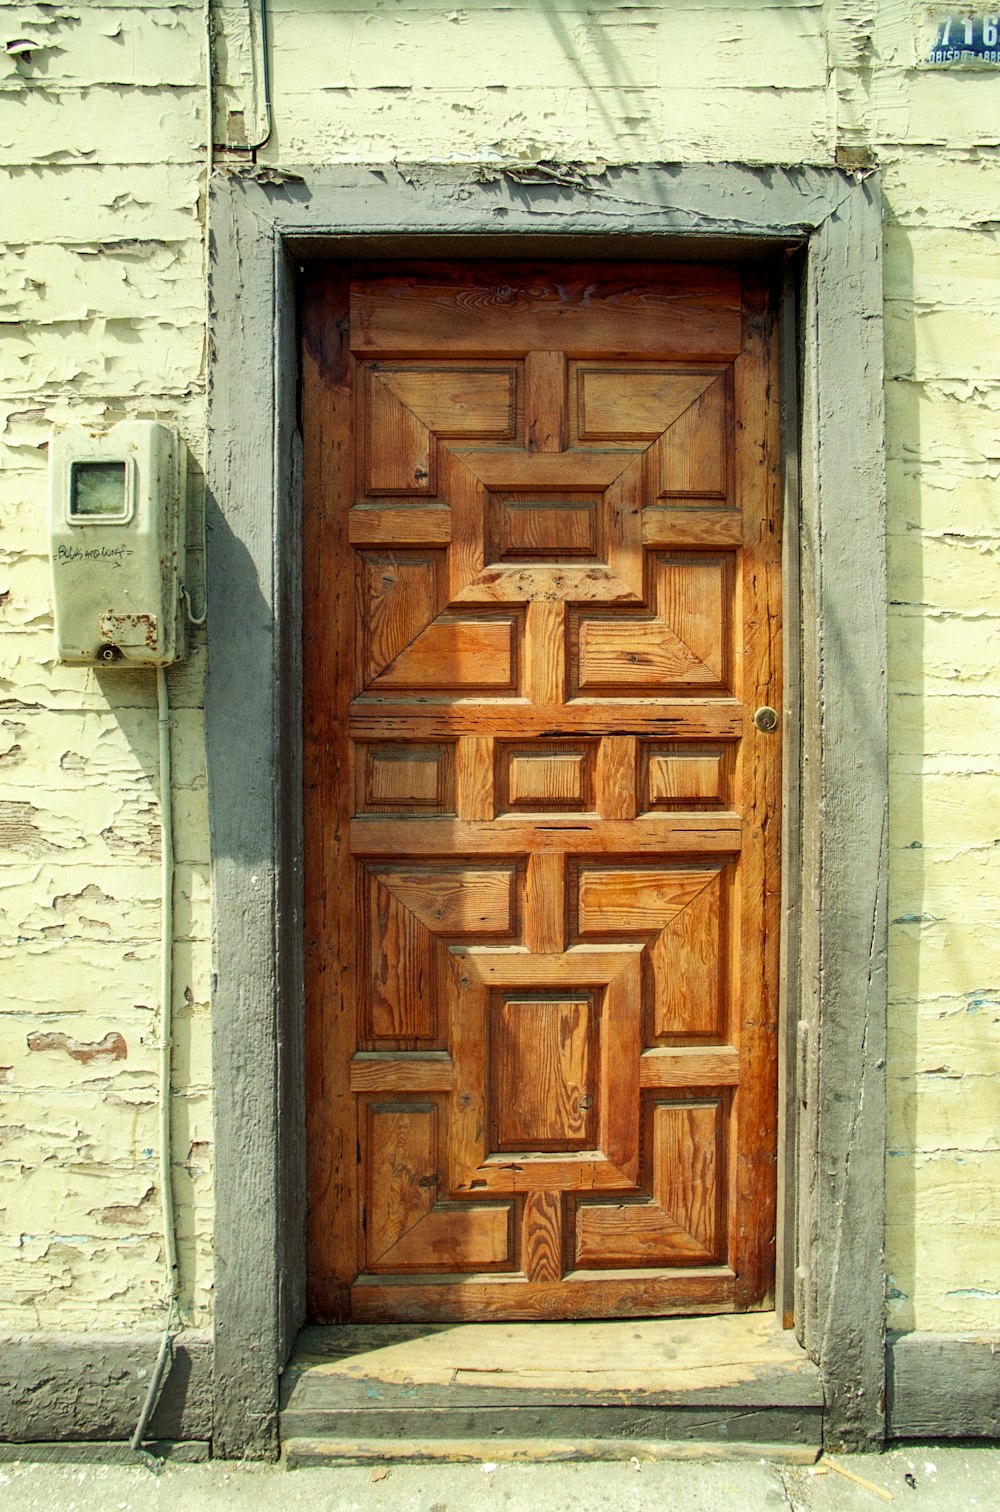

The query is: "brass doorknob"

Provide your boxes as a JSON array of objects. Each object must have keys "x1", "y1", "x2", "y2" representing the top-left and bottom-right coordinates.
[{"x1": 753, "y1": 706, "x2": 780, "y2": 733}]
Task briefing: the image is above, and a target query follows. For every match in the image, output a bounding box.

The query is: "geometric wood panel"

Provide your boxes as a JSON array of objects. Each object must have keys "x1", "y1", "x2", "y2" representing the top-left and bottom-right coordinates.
[
  {"x1": 370, "y1": 612, "x2": 521, "y2": 693},
  {"x1": 572, "y1": 556, "x2": 729, "y2": 696},
  {"x1": 574, "y1": 1099, "x2": 723, "y2": 1266},
  {"x1": 364, "y1": 1101, "x2": 514, "y2": 1272},
  {"x1": 304, "y1": 259, "x2": 781, "y2": 1323},
  {"x1": 572, "y1": 860, "x2": 727, "y2": 1040},
  {"x1": 574, "y1": 366, "x2": 720, "y2": 444},
  {"x1": 658, "y1": 374, "x2": 729, "y2": 498},
  {"x1": 364, "y1": 874, "x2": 440, "y2": 1044}
]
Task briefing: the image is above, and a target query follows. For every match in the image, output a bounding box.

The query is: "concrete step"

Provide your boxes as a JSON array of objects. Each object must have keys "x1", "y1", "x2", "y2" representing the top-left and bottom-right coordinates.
[{"x1": 279, "y1": 1314, "x2": 824, "y2": 1456}]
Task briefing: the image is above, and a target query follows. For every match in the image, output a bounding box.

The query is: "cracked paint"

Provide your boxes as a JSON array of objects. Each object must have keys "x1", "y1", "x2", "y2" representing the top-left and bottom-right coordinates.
[
  {"x1": 26, "y1": 1030, "x2": 128, "y2": 1065},
  {"x1": 0, "y1": 0, "x2": 212, "y2": 1334},
  {"x1": 0, "y1": 0, "x2": 998, "y2": 1352}
]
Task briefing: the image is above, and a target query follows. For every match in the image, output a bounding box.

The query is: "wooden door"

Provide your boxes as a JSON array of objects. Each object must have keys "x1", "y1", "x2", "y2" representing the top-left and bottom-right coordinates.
[{"x1": 303, "y1": 262, "x2": 781, "y2": 1323}]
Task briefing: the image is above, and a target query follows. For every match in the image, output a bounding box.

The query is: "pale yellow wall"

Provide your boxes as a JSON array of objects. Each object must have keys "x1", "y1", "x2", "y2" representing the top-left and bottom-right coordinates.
[
  {"x1": 254, "y1": 0, "x2": 833, "y2": 165},
  {"x1": 864, "y1": 8, "x2": 1000, "y2": 1335},
  {"x1": 0, "y1": 1, "x2": 213, "y2": 1329},
  {"x1": 2, "y1": 0, "x2": 997, "y2": 1339}
]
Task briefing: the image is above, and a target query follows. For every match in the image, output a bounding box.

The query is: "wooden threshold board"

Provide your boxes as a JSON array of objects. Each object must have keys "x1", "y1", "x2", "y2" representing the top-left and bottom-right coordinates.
[
  {"x1": 280, "y1": 1313, "x2": 823, "y2": 1449},
  {"x1": 283, "y1": 1437, "x2": 821, "y2": 1468}
]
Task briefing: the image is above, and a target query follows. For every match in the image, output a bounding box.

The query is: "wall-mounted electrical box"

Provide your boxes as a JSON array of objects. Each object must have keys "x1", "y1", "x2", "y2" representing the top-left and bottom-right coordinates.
[{"x1": 49, "y1": 421, "x2": 185, "y2": 666}]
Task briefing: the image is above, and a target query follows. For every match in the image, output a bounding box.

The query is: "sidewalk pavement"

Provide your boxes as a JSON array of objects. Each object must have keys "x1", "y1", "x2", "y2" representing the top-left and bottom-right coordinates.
[{"x1": 1, "y1": 1443, "x2": 998, "y2": 1511}]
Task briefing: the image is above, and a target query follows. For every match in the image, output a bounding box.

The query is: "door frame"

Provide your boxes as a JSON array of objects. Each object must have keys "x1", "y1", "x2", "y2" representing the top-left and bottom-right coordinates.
[{"x1": 205, "y1": 163, "x2": 887, "y2": 1457}]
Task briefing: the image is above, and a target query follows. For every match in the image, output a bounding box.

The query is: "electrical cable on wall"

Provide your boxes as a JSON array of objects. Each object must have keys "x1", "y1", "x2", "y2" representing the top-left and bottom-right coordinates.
[
  {"x1": 130, "y1": 0, "x2": 214, "y2": 1442},
  {"x1": 245, "y1": 0, "x2": 272, "y2": 152},
  {"x1": 130, "y1": 667, "x2": 180, "y2": 1453}
]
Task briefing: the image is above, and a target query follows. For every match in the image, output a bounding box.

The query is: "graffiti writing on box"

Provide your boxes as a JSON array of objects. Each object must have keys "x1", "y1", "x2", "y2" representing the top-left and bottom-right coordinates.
[{"x1": 57, "y1": 543, "x2": 135, "y2": 569}]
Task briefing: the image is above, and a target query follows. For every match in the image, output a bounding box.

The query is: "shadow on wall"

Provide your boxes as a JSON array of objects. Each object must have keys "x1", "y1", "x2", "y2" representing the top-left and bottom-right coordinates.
[
  {"x1": 248, "y1": 0, "x2": 821, "y2": 167},
  {"x1": 882, "y1": 208, "x2": 1000, "y2": 1334}
]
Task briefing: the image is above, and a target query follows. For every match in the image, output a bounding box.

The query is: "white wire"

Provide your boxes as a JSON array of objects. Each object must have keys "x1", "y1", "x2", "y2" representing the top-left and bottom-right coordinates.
[
  {"x1": 132, "y1": 0, "x2": 211, "y2": 1451},
  {"x1": 130, "y1": 666, "x2": 180, "y2": 1452},
  {"x1": 178, "y1": 1, "x2": 213, "y2": 634}
]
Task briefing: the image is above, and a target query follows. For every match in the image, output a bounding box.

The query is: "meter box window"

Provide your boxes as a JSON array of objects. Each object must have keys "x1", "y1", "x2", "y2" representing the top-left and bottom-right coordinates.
[{"x1": 49, "y1": 421, "x2": 185, "y2": 667}]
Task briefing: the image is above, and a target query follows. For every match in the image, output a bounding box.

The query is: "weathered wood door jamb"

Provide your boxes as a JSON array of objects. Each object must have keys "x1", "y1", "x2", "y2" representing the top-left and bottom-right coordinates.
[{"x1": 205, "y1": 166, "x2": 887, "y2": 1457}]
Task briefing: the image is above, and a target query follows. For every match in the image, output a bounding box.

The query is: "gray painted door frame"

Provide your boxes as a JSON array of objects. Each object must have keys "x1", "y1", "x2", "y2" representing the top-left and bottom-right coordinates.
[{"x1": 205, "y1": 163, "x2": 887, "y2": 1457}]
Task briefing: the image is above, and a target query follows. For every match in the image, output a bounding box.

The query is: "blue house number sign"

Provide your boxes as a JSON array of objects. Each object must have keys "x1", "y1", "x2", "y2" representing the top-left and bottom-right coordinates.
[{"x1": 925, "y1": 12, "x2": 1000, "y2": 63}]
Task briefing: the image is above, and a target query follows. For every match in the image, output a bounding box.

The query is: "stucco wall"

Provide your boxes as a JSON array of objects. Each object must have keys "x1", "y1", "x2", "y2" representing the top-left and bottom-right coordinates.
[{"x1": 1, "y1": 0, "x2": 998, "y2": 1342}]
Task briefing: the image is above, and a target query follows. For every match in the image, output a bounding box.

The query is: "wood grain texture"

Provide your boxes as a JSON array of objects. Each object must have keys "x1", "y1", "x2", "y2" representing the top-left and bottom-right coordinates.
[
  {"x1": 729, "y1": 270, "x2": 781, "y2": 1311},
  {"x1": 456, "y1": 735, "x2": 494, "y2": 822},
  {"x1": 359, "y1": 551, "x2": 444, "y2": 688},
  {"x1": 596, "y1": 736, "x2": 638, "y2": 821},
  {"x1": 573, "y1": 556, "x2": 728, "y2": 694},
  {"x1": 643, "y1": 747, "x2": 727, "y2": 809},
  {"x1": 576, "y1": 367, "x2": 718, "y2": 442},
  {"x1": 523, "y1": 1192, "x2": 564, "y2": 1283},
  {"x1": 524, "y1": 852, "x2": 566, "y2": 954},
  {"x1": 304, "y1": 260, "x2": 779, "y2": 1324},
  {"x1": 349, "y1": 702, "x2": 745, "y2": 740},
  {"x1": 525, "y1": 599, "x2": 567, "y2": 706},
  {"x1": 505, "y1": 747, "x2": 593, "y2": 812},
  {"x1": 378, "y1": 365, "x2": 519, "y2": 439},
  {"x1": 456, "y1": 449, "x2": 631, "y2": 491},
  {"x1": 526, "y1": 350, "x2": 567, "y2": 453},
  {"x1": 366, "y1": 375, "x2": 435, "y2": 494},
  {"x1": 373, "y1": 614, "x2": 519, "y2": 691},
  {"x1": 349, "y1": 507, "x2": 452, "y2": 547},
  {"x1": 351, "y1": 263, "x2": 742, "y2": 359},
  {"x1": 371, "y1": 865, "x2": 516, "y2": 938},
  {"x1": 364, "y1": 1101, "x2": 513, "y2": 1273},
  {"x1": 490, "y1": 495, "x2": 599, "y2": 561},
  {"x1": 365, "y1": 1101, "x2": 438, "y2": 1266},
  {"x1": 303, "y1": 265, "x2": 358, "y2": 1320},
  {"x1": 350, "y1": 1271, "x2": 736, "y2": 1323},
  {"x1": 350, "y1": 1054, "x2": 455, "y2": 1093},
  {"x1": 641, "y1": 508, "x2": 742, "y2": 549},
  {"x1": 492, "y1": 997, "x2": 593, "y2": 1151},
  {"x1": 650, "y1": 870, "x2": 726, "y2": 1038},
  {"x1": 575, "y1": 1101, "x2": 721, "y2": 1267},
  {"x1": 358, "y1": 742, "x2": 456, "y2": 815},
  {"x1": 366, "y1": 878, "x2": 438, "y2": 1043},
  {"x1": 351, "y1": 817, "x2": 741, "y2": 856},
  {"x1": 639, "y1": 1046, "x2": 740, "y2": 1089},
  {"x1": 659, "y1": 372, "x2": 730, "y2": 498}
]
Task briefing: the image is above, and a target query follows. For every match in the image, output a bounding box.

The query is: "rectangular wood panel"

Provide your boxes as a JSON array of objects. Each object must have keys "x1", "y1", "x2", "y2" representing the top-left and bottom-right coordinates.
[
  {"x1": 304, "y1": 260, "x2": 780, "y2": 1324},
  {"x1": 351, "y1": 264, "x2": 743, "y2": 359},
  {"x1": 491, "y1": 997, "x2": 595, "y2": 1151}
]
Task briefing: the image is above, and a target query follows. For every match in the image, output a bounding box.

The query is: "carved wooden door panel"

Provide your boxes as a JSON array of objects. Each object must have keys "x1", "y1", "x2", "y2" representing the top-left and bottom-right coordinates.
[{"x1": 303, "y1": 262, "x2": 780, "y2": 1322}]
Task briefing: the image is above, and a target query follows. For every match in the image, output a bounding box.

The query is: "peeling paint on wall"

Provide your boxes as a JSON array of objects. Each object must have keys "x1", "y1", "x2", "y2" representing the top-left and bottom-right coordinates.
[
  {"x1": 2, "y1": 0, "x2": 999, "y2": 1344},
  {"x1": 0, "y1": 0, "x2": 213, "y2": 1334}
]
